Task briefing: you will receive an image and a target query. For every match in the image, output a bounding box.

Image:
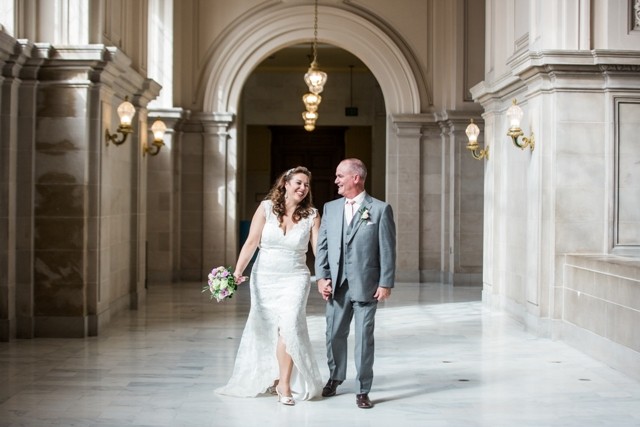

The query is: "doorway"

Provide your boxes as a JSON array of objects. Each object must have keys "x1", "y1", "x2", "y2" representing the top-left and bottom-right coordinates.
[
  {"x1": 270, "y1": 126, "x2": 346, "y2": 211},
  {"x1": 270, "y1": 126, "x2": 346, "y2": 274}
]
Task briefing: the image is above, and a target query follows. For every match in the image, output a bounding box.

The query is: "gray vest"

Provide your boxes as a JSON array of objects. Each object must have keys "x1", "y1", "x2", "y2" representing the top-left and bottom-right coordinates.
[{"x1": 338, "y1": 215, "x2": 355, "y2": 286}]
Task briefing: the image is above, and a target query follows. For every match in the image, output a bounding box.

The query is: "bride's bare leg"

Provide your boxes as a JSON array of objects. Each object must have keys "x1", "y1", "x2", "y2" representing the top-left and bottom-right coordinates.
[{"x1": 276, "y1": 334, "x2": 294, "y2": 395}]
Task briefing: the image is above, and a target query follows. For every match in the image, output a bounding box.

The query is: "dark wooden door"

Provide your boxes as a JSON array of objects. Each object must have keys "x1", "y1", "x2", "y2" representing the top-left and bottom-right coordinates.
[
  {"x1": 270, "y1": 126, "x2": 345, "y2": 212},
  {"x1": 270, "y1": 126, "x2": 345, "y2": 275}
]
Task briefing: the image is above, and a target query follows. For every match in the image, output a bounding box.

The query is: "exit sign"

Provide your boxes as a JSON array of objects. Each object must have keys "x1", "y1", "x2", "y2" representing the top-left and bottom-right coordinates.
[{"x1": 345, "y1": 107, "x2": 358, "y2": 116}]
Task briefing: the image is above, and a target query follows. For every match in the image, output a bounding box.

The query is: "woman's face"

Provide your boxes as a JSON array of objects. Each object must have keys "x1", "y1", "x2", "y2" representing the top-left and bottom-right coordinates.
[{"x1": 285, "y1": 173, "x2": 310, "y2": 203}]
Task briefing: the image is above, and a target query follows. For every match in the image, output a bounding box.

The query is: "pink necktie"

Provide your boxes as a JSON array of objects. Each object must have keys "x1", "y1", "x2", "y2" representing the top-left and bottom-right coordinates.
[{"x1": 346, "y1": 199, "x2": 356, "y2": 225}]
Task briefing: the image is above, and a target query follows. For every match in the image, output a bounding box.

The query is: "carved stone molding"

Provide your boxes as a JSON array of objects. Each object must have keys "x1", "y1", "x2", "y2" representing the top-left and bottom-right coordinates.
[{"x1": 599, "y1": 64, "x2": 640, "y2": 72}]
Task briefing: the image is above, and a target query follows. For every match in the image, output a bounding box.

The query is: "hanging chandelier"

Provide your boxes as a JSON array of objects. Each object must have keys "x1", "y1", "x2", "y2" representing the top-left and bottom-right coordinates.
[{"x1": 302, "y1": 0, "x2": 327, "y2": 131}]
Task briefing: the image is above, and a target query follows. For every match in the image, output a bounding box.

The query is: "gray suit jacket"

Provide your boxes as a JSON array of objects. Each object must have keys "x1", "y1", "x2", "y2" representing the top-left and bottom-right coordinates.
[{"x1": 315, "y1": 193, "x2": 396, "y2": 302}]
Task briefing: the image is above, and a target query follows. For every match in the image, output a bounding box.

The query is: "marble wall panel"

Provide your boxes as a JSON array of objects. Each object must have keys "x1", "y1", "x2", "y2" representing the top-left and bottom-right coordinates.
[
  {"x1": 147, "y1": 168, "x2": 172, "y2": 190},
  {"x1": 555, "y1": 154, "x2": 605, "y2": 190},
  {"x1": 552, "y1": 285, "x2": 564, "y2": 319},
  {"x1": 460, "y1": 192, "x2": 483, "y2": 213},
  {"x1": 33, "y1": 88, "x2": 91, "y2": 321},
  {"x1": 397, "y1": 192, "x2": 421, "y2": 214},
  {"x1": 609, "y1": 303, "x2": 640, "y2": 353},
  {"x1": 556, "y1": 122, "x2": 605, "y2": 155},
  {"x1": 564, "y1": 288, "x2": 609, "y2": 338},
  {"x1": 563, "y1": 255, "x2": 640, "y2": 353},
  {"x1": 180, "y1": 228, "x2": 203, "y2": 280},
  {"x1": 147, "y1": 210, "x2": 171, "y2": 233},
  {"x1": 33, "y1": 249, "x2": 83, "y2": 312},
  {"x1": 604, "y1": 273, "x2": 637, "y2": 305},
  {"x1": 564, "y1": 265, "x2": 596, "y2": 295},
  {"x1": 505, "y1": 271, "x2": 525, "y2": 304},
  {"x1": 555, "y1": 221, "x2": 604, "y2": 252},
  {"x1": 555, "y1": 188, "x2": 600, "y2": 222},
  {"x1": 34, "y1": 183, "x2": 84, "y2": 217},
  {"x1": 422, "y1": 151, "x2": 443, "y2": 175},
  {"x1": 616, "y1": 100, "x2": 640, "y2": 247},
  {"x1": 556, "y1": 93, "x2": 605, "y2": 123},
  {"x1": 421, "y1": 173, "x2": 441, "y2": 195}
]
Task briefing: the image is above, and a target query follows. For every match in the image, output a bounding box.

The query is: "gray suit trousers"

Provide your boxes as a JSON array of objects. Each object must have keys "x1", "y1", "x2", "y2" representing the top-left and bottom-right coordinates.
[{"x1": 325, "y1": 280, "x2": 378, "y2": 394}]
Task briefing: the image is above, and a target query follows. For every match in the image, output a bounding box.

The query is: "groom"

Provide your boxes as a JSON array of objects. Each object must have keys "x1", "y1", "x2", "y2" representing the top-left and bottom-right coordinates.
[{"x1": 315, "y1": 158, "x2": 396, "y2": 409}]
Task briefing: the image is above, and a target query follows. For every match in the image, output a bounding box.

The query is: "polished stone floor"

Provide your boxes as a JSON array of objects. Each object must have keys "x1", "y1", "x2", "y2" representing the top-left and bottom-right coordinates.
[{"x1": 1, "y1": 282, "x2": 639, "y2": 427}]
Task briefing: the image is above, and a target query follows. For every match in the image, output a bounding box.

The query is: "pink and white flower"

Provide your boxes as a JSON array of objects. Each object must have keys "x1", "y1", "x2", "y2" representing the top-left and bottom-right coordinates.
[{"x1": 203, "y1": 266, "x2": 246, "y2": 302}]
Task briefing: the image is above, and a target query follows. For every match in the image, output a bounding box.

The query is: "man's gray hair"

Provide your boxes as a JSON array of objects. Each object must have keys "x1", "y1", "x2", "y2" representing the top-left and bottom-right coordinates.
[{"x1": 345, "y1": 158, "x2": 367, "y2": 181}]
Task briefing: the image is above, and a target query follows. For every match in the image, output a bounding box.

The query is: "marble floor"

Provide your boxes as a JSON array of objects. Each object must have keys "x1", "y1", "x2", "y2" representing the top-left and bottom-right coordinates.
[{"x1": 1, "y1": 282, "x2": 639, "y2": 427}]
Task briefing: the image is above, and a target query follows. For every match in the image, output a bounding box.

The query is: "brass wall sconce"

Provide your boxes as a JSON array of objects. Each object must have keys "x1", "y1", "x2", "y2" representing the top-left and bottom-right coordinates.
[
  {"x1": 506, "y1": 99, "x2": 535, "y2": 151},
  {"x1": 106, "y1": 96, "x2": 167, "y2": 156},
  {"x1": 465, "y1": 119, "x2": 489, "y2": 160},
  {"x1": 105, "y1": 96, "x2": 135, "y2": 145},
  {"x1": 144, "y1": 120, "x2": 167, "y2": 156}
]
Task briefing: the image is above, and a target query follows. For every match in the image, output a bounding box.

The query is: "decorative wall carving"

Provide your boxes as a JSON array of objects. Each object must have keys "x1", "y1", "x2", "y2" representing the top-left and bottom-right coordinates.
[{"x1": 599, "y1": 64, "x2": 640, "y2": 72}]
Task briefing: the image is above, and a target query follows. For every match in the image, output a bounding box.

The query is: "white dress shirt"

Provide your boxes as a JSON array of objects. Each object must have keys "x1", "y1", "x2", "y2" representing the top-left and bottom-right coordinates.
[{"x1": 345, "y1": 191, "x2": 366, "y2": 225}]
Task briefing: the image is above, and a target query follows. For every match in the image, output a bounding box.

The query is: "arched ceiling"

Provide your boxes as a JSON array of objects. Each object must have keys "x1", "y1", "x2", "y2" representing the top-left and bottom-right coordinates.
[{"x1": 255, "y1": 43, "x2": 367, "y2": 72}]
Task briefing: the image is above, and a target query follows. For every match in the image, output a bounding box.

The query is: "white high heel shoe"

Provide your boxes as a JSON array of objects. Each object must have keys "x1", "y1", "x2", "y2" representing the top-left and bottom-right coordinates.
[{"x1": 275, "y1": 387, "x2": 295, "y2": 406}]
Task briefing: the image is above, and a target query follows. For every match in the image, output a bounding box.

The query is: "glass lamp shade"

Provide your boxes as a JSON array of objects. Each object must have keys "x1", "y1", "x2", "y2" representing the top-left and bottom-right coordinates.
[
  {"x1": 117, "y1": 99, "x2": 136, "y2": 126},
  {"x1": 151, "y1": 120, "x2": 167, "y2": 142},
  {"x1": 506, "y1": 100, "x2": 523, "y2": 129},
  {"x1": 304, "y1": 62, "x2": 327, "y2": 94},
  {"x1": 302, "y1": 111, "x2": 318, "y2": 121},
  {"x1": 302, "y1": 92, "x2": 322, "y2": 112},
  {"x1": 465, "y1": 120, "x2": 480, "y2": 143}
]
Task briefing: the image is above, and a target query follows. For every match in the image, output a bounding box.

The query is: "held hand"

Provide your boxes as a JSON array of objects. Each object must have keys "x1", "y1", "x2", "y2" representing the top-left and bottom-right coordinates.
[
  {"x1": 234, "y1": 272, "x2": 248, "y2": 284},
  {"x1": 317, "y1": 278, "x2": 332, "y2": 301},
  {"x1": 373, "y1": 286, "x2": 391, "y2": 302}
]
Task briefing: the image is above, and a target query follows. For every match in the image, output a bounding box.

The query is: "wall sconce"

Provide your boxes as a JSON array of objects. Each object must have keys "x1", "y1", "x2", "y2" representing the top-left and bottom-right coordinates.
[
  {"x1": 465, "y1": 119, "x2": 489, "y2": 160},
  {"x1": 105, "y1": 96, "x2": 135, "y2": 146},
  {"x1": 506, "y1": 99, "x2": 535, "y2": 151},
  {"x1": 144, "y1": 120, "x2": 167, "y2": 156}
]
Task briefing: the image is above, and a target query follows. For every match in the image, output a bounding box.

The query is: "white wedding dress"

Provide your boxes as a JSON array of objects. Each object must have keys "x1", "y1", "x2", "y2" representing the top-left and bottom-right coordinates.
[{"x1": 215, "y1": 200, "x2": 323, "y2": 400}]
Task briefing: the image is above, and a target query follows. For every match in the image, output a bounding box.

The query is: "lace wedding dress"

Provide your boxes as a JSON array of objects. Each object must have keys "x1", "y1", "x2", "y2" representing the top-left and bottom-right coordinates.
[{"x1": 215, "y1": 200, "x2": 323, "y2": 400}]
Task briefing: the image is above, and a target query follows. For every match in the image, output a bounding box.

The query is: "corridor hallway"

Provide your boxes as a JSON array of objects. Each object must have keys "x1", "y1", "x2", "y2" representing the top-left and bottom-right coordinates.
[{"x1": 1, "y1": 282, "x2": 639, "y2": 427}]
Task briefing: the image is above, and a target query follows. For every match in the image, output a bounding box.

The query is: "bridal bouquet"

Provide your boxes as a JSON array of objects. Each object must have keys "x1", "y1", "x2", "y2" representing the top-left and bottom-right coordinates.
[{"x1": 203, "y1": 266, "x2": 246, "y2": 302}]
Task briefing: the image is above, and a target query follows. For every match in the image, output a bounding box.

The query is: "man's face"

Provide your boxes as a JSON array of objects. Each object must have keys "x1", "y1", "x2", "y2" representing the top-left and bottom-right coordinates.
[{"x1": 335, "y1": 161, "x2": 358, "y2": 198}]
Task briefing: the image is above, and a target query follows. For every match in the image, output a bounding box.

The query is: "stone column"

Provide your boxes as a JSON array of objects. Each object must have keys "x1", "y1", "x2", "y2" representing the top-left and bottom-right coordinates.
[
  {"x1": 15, "y1": 42, "x2": 41, "y2": 338},
  {"x1": 0, "y1": 32, "x2": 22, "y2": 341},
  {"x1": 146, "y1": 108, "x2": 186, "y2": 283},
  {"x1": 445, "y1": 113, "x2": 484, "y2": 286},
  {"x1": 199, "y1": 112, "x2": 235, "y2": 278},
  {"x1": 128, "y1": 80, "x2": 163, "y2": 311},
  {"x1": 389, "y1": 114, "x2": 427, "y2": 282},
  {"x1": 419, "y1": 119, "x2": 445, "y2": 283},
  {"x1": 33, "y1": 49, "x2": 98, "y2": 337},
  {"x1": 27, "y1": 45, "x2": 160, "y2": 338}
]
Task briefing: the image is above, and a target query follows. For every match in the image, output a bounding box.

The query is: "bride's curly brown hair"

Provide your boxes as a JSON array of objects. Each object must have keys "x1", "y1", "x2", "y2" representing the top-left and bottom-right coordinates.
[{"x1": 266, "y1": 166, "x2": 315, "y2": 224}]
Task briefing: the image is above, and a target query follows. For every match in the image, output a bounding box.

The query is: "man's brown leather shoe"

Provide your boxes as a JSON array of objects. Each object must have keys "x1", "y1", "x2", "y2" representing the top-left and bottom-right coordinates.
[
  {"x1": 321, "y1": 379, "x2": 343, "y2": 397},
  {"x1": 356, "y1": 393, "x2": 373, "y2": 409}
]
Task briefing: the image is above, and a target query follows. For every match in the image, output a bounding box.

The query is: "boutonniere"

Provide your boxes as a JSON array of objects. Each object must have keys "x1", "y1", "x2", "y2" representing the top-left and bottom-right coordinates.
[{"x1": 360, "y1": 207, "x2": 370, "y2": 222}]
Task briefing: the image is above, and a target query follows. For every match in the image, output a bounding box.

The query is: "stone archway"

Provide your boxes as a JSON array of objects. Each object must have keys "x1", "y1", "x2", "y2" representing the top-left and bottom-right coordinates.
[
  {"x1": 198, "y1": 5, "x2": 422, "y2": 115},
  {"x1": 195, "y1": 3, "x2": 425, "y2": 279}
]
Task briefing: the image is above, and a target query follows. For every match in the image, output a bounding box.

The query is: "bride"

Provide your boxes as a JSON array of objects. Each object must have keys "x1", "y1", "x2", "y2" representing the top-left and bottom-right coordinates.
[{"x1": 215, "y1": 166, "x2": 323, "y2": 405}]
